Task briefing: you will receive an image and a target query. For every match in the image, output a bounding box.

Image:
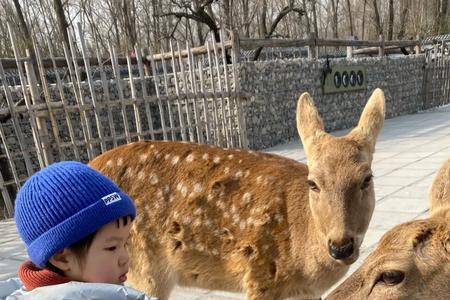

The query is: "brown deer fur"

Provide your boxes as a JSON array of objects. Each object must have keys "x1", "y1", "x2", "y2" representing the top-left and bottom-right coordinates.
[
  {"x1": 326, "y1": 156, "x2": 450, "y2": 300},
  {"x1": 89, "y1": 89, "x2": 385, "y2": 300}
]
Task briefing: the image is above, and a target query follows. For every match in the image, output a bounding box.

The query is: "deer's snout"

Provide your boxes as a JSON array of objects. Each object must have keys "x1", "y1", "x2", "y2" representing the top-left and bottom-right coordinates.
[{"x1": 328, "y1": 238, "x2": 354, "y2": 260}]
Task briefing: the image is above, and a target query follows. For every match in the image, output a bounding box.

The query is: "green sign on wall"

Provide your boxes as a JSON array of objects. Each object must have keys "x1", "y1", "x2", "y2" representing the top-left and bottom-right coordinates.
[{"x1": 323, "y1": 65, "x2": 367, "y2": 94}]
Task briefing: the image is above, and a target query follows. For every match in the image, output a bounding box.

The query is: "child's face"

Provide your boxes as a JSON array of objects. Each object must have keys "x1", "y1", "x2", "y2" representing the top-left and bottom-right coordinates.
[{"x1": 66, "y1": 219, "x2": 132, "y2": 284}]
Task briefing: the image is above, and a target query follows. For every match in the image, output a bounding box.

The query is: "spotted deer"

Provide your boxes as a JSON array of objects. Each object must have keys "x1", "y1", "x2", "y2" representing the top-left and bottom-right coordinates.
[
  {"x1": 89, "y1": 88, "x2": 385, "y2": 300},
  {"x1": 325, "y1": 156, "x2": 450, "y2": 300}
]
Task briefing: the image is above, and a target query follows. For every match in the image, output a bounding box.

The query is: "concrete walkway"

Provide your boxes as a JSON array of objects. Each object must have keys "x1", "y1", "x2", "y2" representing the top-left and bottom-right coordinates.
[{"x1": 1, "y1": 105, "x2": 449, "y2": 299}]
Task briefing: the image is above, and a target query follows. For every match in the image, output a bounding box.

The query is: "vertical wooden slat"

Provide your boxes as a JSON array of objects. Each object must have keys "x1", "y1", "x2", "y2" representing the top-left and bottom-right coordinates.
[
  {"x1": 176, "y1": 41, "x2": 195, "y2": 142},
  {"x1": 212, "y1": 37, "x2": 230, "y2": 147},
  {"x1": 67, "y1": 28, "x2": 95, "y2": 159},
  {"x1": 231, "y1": 30, "x2": 249, "y2": 148},
  {"x1": 0, "y1": 167, "x2": 13, "y2": 218},
  {"x1": 7, "y1": 23, "x2": 46, "y2": 168},
  {"x1": 0, "y1": 61, "x2": 34, "y2": 175},
  {"x1": 0, "y1": 123, "x2": 21, "y2": 190},
  {"x1": 95, "y1": 47, "x2": 117, "y2": 149},
  {"x1": 77, "y1": 23, "x2": 106, "y2": 153},
  {"x1": 157, "y1": 47, "x2": 175, "y2": 140},
  {"x1": 109, "y1": 43, "x2": 131, "y2": 143},
  {"x1": 185, "y1": 42, "x2": 203, "y2": 143},
  {"x1": 126, "y1": 54, "x2": 144, "y2": 140},
  {"x1": 206, "y1": 41, "x2": 222, "y2": 146},
  {"x1": 169, "y1": 41, "x2": 187, "y2": 141},
  {"x1": 197, "y1": 60, "x2": 212, "y2": 144},
  {"x1": 62, "y1": 36, "x2": 92, "y2": 159},
  {"x1": 219, "y1": 30, "x2": 235, "y2": 148},
  {"x1": 24, "y1": 57, "x2": 54, "y2": 165},
  {"x1": 135, "y1": 47, "x2": 157, "y2": 140},
  {"x1": 33, "y1": 40, "x2": 64, "y2": 160}
]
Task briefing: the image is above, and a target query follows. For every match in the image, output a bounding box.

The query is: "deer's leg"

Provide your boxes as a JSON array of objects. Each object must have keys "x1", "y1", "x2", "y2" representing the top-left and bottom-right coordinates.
[{"x1": 242, "y1": 260, "x2": 280, "y2": 300}]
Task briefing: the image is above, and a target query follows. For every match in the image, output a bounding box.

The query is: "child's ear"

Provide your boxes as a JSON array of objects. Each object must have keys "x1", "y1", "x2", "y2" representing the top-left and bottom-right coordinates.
[{"x1": 48, "y1": 248, "x2": 76, "y2": 272}]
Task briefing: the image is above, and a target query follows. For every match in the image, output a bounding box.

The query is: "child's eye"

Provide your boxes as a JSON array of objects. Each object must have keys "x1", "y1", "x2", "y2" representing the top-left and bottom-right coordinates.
[{"x1": 105, "y1": 246, "x2": 117, "y2": 251}]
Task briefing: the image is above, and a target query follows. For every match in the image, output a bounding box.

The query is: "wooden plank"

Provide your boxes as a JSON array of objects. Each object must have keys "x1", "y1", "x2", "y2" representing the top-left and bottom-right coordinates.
[
  {"x1": 0, "y1": 61, "x2": 34, "y2": 175},
  {"x1": 220, "y1": 30, "x2": 235, "y2": 148},
  {"x1": 196, "y1": 60, "x2": 212, "y2": 144},
  {"x1": 95, "y1": 46, "x2": 117, "y2": 149},
  {"x1": 186, "y1": 42, "x2": 203, "y2": 143},
  {"x1": 126, "y1": 54, "x2": 144, "y2": 141},
  {"x1": 33, "y1": 39, "x2": 64, "y2": 160},
  {"x1": 0, "y1": 166, "x2": 13, "y2": 218},
  {"x1": 109, "y1": 43, "x2": 131, "y2": 143},
  {"x1": 169, "y1": 41, "x2": 187, "y2": 141},
  {"x1": 67, "y1": 28, "x2": 95, "y2": 159},
  {"x1": 176, "y1": 41, "x2": 195, "y2": 142},
  {"x1": 206, "y1": 41, "x2": 223, "y2": 146},
  {"x1": 152, "y1": 45, "x2": 174, "y2": 140},
  {"x1": 0, "y1": 123, "x2": 21, "y2": 191},
  {"x1": 231, "y1": 30, "x2": 249, "y2": 149},
  {"x1": 7, "y1": 23, "x2": 46, "y2": 168},
  {"x1": 135, "y1": 46, "x2": 156, "y2": 140},
  {"x1": 62, "y1": 33, "x2": 92, "y2": 159},
  {"x1": 212, "y1": 36, "x2": 231, "y2": 147},
  {"x1": 77, "y1": 23, "x2": 106, "y2": 153}
]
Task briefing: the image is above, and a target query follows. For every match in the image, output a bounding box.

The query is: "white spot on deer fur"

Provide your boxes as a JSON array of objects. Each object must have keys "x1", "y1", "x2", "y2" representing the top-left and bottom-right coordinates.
[
  {"x1": 224, "y1": 167, "x2": 230, "y2": 174},
  {"x1": 194, "y1": 208, "x2": 202, "y2": 215},
  {"x1": 202, "y1": 153, "x2": 209, "y2": 160},
  {"x1": 238, "y1": 160, "x2": 243, "y2": 164},
  {"x1": 207, "y1": 193, "x2": 214, "y2": 202},
  {"x1": 227, "y1": 154, "x2": 234, "y2": 160},
  {"x1": 244, "y1": 170, "x2": 250, "y2": 178},
  {"x1": 117, "y1": 158, "x2": 124, "y2": 166},
  {"x1": 169, "y1": 195, "x2": 175, "y2": 202},
  {"x1": 193, "y1": 219, "x2": 202, "y2": 227},
  {"x1": 197, "y1": 244, "x2": 205, "y2": 252},
  {"x1": 256, "y1": 175, "x2": 263, "y2": 184},
  {"x1": 231, "y1": 205, "x2": 237, "y2": 214},
  {"x1": 274, "y1": 214, "x2": 284, "y2": 223},
  {"x1": 149, "y1": 174, "x2": 159, "y2": 185},
  {"x1": 186, "y1": 153, "x2": 195, "y2": 162},
  {"x1": 139, "y1": 153, "x2": 148, "y2": 163},
  {"x1": 150, "y1": 144, "x2": 155, "y2": 149},
  {"x1": 239, "y1": 220, "x2": 246, "y2": 230},
  {"x1": 177, "y1": 182, "x2": 183, "y2": 191},
  {"x1": 204, "y1": 219, "x2": 212, "y2": 227},
  {"x1": 213, "y1": 156, "x2": 221, "y2": 164},
  {"x1": 173, "y1": 211, "x2": 180, "y2": 219},
  {"x1": 171, "y1": 155, "x2": 180, "y2": 165},
  {"x1": 235, "y1": 170, "x2": 243, "y2": 178},
  {"x1": 193, "y1": 183, "x2": 203, "y2": 194},
  {"x1": 224, "y1": 212, "x2": 230, "y2": 219},
  {"x1": 247, "y1": 216, "x2": 255, "y2": 227},
  {"x1": 157, "y1": 189, "x2": 163, "y2": 199},
  {"x1": 154, "y1": 150, "x2": 161, "y2": 159},
  {"x1": 212, "y1": 249, "x2": 219, "y2": 256},
  {"x1": 217, "y1": 200, "x2": 225, "y2": 210},
  {"x1": 263, "y1": 245, "x2": 270, "y2": 251},
  {"x1": 242, "y1": 193, "x2": 252, "y2": 204},
  {"x1": 164, "y1": 185, "x2": 170, "y2": 194},
  {"x1": 181, "y1": 186, "x2": 188, "y2": 197},
  {"x1": 106, "y1": 160, "x2": 114, "y2": 168},
  {"x1": 165, "y1": 154, "x2": 171, "y2": 160},
  {"x1": 125, "y1": 167, "x2": 133, "y2": 177},
  {"x1": 137, "y1": 170, "x2": 145, "y2": 181}
]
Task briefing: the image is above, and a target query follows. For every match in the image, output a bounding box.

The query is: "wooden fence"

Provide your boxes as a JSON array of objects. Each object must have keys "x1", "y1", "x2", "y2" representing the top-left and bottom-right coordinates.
[
  {"x1": 423, "y1": 41, "x2": 450, "y2": 109},
  {"x1": 0, "y1": 24, "x2": 247, "y2": 219}
]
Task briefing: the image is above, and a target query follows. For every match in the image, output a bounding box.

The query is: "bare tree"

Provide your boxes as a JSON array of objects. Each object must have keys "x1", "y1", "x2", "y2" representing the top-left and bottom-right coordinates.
[
  {"x1": 387, "y1": 0, "x2": 394, "y2": 40},
  {"x1": 397, "y1": 0, "x2": 410, "y2": 39},
  {"x1": 345, "y1": 0, "x2": 353, "y2": 36},
  {"x1": 330, "y1": 0, "x2": 339, "y2": 38},
  {"x1": 437, "y1": 0, "x2": 448, "y2": 34},
  {"x1": 372, "y1": 0, "x2": 383, "y2": 36}
]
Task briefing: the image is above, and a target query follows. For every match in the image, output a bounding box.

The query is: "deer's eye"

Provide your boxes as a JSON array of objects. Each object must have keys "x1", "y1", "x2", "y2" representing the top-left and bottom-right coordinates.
[
  {"x1": 361, "y1": 174, "x2": 373, "y2": 189},
  {"x1": 376, "y1": 270, "x2": 405, "y2": 286},
  {"x1": 306, "y1": 180, "x2": 320, "y2": 192}
]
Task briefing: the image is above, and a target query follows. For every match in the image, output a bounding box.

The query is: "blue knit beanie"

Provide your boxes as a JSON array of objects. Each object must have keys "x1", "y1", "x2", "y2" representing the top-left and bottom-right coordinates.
[{"x1": 14, "y1": 161, "x2": 136, "y2": 268}]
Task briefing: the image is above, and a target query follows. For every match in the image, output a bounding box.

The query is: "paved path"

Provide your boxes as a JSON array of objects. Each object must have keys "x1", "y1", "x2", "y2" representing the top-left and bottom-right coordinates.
[{"x1": 1, "y1": 105, "x2": 449, "y2": 299}]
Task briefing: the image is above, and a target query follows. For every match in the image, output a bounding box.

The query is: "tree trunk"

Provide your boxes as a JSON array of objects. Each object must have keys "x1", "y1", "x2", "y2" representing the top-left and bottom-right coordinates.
[
  {"x1": 330, "y1": 0, "x2": 339, "y2": 38},
  {"x1": 437, "y1": 0, "x2": 448, "y2": 34},
  {"x1": 53, "y1": 0, "x2": 69, "y2": 53},
  {"x1": 311, "y1": 0, "x2": 319, "y2": 36},
  {"x1": 397, "y1": 0, "x2": 410, "y2": 39},
  {"x1": 346, "y1": 0, "x2": 354, "y2": 37},
  {"x1": 361, "y1": 0, "x2": 367, "y2": 39},
  {"x1": 302, "y1": 0, "x2": 311, "y2": 34},
  {"x1": 372, "y1": 0, "x2": 383, "y2": 35},
  {"x1": 387, "y1": 0, "x2": 394, "y2": 40}
]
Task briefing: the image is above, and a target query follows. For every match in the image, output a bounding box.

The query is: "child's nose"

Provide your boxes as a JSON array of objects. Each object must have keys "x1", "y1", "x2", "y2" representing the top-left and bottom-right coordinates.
[{"x1": 119, "y1": 247, "x2": 129, "y2": 266}]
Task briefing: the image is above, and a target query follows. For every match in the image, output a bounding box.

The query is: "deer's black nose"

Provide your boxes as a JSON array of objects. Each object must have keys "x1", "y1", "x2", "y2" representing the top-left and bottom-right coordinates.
[{"x1": 328, "y1": 238, "x2": 354, "y2": 260}]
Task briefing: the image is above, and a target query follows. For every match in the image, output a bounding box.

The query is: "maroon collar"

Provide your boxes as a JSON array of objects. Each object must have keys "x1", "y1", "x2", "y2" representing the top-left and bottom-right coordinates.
[{"x1": 18, "y1": 260, "x2": 71, "y2": 291}]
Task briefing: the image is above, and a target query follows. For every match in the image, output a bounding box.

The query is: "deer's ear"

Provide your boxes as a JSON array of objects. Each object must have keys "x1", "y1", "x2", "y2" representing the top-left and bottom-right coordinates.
[
  {"x1": 296, "y1": 92, "x2": 326, "y2": 157},
  {"x1": 348, "y1": 88, "x2": 385, "y2": 154}
]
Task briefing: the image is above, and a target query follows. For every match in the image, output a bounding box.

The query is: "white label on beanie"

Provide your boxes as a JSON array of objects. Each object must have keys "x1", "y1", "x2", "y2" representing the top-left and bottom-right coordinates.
[{"x1": 102, "y1": 192, "x2": 122, "y2": 206}]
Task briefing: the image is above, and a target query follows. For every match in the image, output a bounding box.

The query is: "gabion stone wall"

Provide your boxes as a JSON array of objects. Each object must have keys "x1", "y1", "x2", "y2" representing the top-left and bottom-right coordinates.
[{"x1": 238, "y1": 55, "x2": 425, "y2": 149}]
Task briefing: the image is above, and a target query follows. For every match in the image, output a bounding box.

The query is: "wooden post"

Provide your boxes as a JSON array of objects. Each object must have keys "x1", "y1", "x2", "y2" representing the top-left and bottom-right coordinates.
[
  {"x1": 231, "y1": 29, "x2": 241, "y2": 64},
  {"x1": 415, "y1": 34, "x2": 421, "y2": 55},
  {"x1": 347, "y1": 36, "x2": 354, "y2": 59},
  {"x1": 307, "y1": 32, "x2": 318, "y2": 59},
  {"x1": 378, "y1": 34, "x2": 385, "y2": 57}
]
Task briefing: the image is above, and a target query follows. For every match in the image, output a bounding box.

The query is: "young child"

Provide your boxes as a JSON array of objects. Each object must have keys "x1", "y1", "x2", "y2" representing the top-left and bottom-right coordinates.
[{"x1": 0, "y1": 161, "x2": 152, "y2": 299}]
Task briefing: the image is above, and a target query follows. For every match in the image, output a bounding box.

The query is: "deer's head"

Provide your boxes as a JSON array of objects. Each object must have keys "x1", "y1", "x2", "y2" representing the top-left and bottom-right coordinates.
[
  {"x1": 325, "y1": 217, "x2": 450, "y2": 300},
  {"x1": 297, "y1": 88, "x2": 385, "y2": 264}
]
